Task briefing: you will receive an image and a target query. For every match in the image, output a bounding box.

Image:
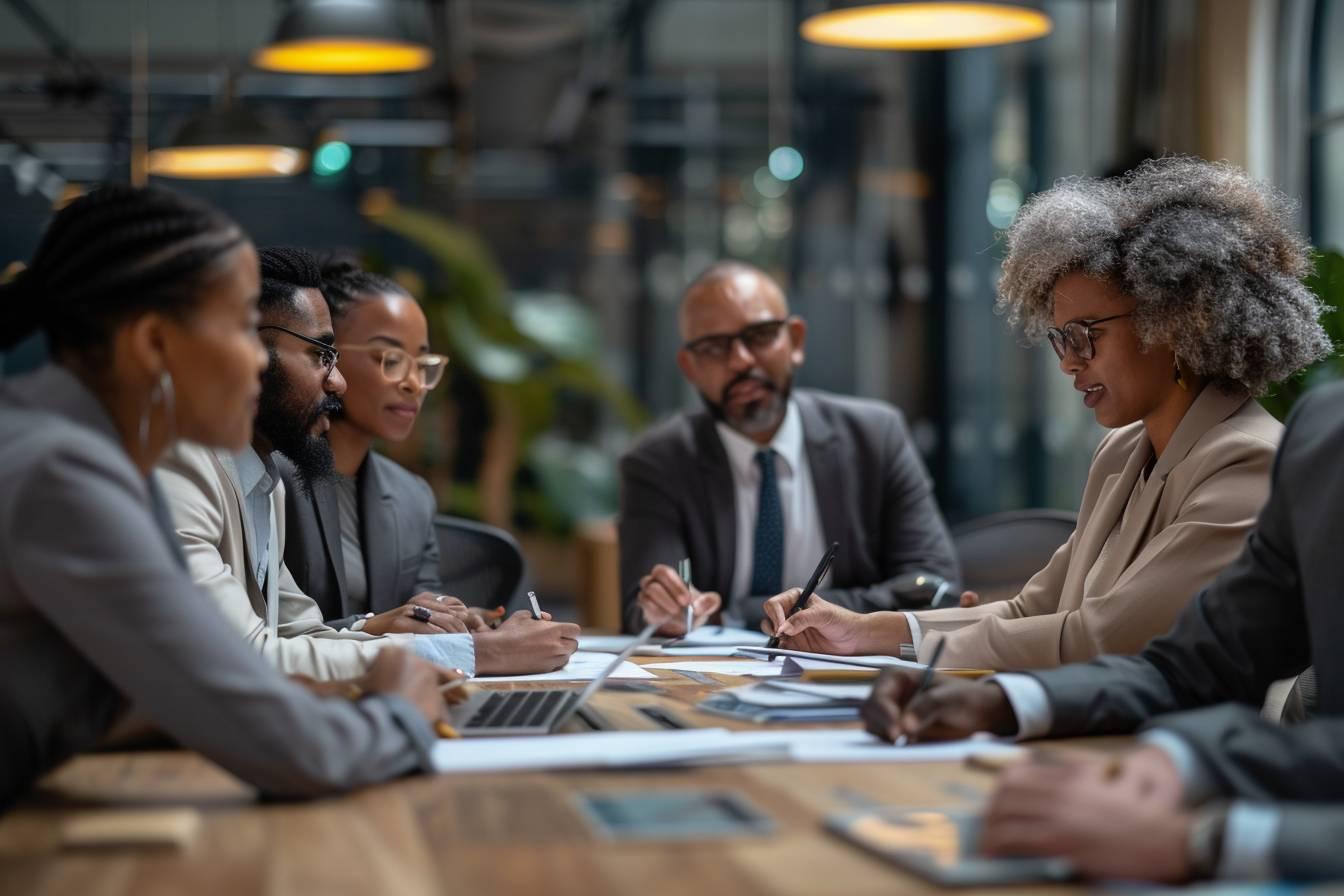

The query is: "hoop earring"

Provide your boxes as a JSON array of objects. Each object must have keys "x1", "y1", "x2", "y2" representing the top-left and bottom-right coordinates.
[
  {"x1": 1173, "y1": 358, "x2": 1188, "y2": 391},
  {"x1": 138, "y1": 370, "x2": 177, "y2": 457}
]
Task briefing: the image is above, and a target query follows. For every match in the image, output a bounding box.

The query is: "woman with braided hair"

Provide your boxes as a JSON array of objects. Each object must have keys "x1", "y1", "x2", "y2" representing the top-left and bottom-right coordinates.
[
  {"x1": 0, "y1": 184, "x2": 464, "y2": 809},
  {"x1": 763, "y1": 156, "x2": 1331, "y2": 672}
]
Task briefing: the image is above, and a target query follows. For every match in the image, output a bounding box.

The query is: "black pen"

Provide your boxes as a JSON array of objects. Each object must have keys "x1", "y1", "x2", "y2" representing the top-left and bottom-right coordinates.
[
  {"x1": 895, "y1": 638, "x2": 946, "y2": 746},
  {"x1": 765, "y1": 541, "x2": 839, "y2": 651},
  {"x1": 527, "y1": 590, "x2": 544, "y2": 620}
]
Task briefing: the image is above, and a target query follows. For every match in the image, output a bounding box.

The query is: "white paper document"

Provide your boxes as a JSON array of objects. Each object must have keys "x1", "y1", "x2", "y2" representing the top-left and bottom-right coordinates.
[
  {"x1": 431, "y1": 728, "x2": 792, "y2": 774},
  {"x1": 578, "y1": 627, "x2": 770, "y2": 657},
  {"x1": 472, "y1": 651, "x2": 656, "y2": 683},
  {"x1": 735, "y1": 647, "x2": 928, "y2": 672},
  {"x1": 715, "y1": 729, "x2": 1024, "y2": 765},
  {"x1": 661, "y1": 627, "x2": 770, "y2": 649},
  {"x1": 642, "y1": 659, "x2": 790, "y2": 678}
]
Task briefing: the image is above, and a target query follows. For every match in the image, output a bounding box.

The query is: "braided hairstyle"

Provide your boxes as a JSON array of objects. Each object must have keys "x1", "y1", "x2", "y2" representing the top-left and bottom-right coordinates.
[
  {"x1": 257, "y1": 246, "x2": 325, "y2": 315},
  {"x1": 317, "y1": 253, "x2": 410, "y2": 320},
  {"x1": 0, "y1": 184, "x2": 246, "y2": 356}
]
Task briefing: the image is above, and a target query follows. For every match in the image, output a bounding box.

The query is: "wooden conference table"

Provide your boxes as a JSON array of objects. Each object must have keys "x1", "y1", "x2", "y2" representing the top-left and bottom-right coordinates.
[{"x1": 0, "y1": 657, "x2": 1126, "y2": 896}]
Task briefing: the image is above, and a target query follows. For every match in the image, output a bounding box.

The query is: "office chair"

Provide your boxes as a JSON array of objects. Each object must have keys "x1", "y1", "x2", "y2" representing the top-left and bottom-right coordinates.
[
  {"x1": 432, "y1": 515, "x2": 528, "y2": 611},
  {"x1": 951, "y1": 509, "x2": 1078, "y2": 604}
]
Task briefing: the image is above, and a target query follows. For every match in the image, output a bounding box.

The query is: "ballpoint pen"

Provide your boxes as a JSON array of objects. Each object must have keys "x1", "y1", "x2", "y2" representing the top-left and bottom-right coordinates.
[
  {"x1": 528, "y1": 590, "x2": 544, "y2": 620},
  {"x1": 677, "y1": 558, "x2": 693, "y2": 635},
  {"x1": 765, "y1": 541, "x2": 839, "y2": 651},
  {"x1": 894, "y1": 638, "x2": 946, "y2": 746}
]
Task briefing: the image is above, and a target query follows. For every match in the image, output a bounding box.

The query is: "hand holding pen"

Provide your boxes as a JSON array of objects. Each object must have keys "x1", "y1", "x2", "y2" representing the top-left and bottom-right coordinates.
[
  {"x1": 635, "y1": 562, "x2": 723, "y2": 635},
  {"x1": 764, "y1": 541, "x2": 839, "y2": 651}
]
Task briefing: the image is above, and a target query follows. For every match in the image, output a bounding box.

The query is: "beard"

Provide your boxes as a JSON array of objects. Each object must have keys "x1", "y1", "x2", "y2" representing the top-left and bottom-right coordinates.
[
  {"x1": 700, "y1": 370, "x2": 792, "y2": 437},
  {"x1": 255, "y1": 364, "x2": 342, "y2": 492}
]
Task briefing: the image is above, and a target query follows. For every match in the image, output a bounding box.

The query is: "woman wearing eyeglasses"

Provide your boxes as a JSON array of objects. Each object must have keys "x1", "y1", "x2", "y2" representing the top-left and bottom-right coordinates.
[
  {"x1": 763, "y1": 156, "x2": 1331, "y2": 671},
  {"x1": 279, "y1": 261, "x2": 577, "y2": 670}
]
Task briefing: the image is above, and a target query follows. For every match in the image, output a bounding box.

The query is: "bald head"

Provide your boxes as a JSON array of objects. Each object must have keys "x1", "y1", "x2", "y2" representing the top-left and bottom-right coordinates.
[{"x1": 679, "y1": 262, "x2": 789, "y2": 342}]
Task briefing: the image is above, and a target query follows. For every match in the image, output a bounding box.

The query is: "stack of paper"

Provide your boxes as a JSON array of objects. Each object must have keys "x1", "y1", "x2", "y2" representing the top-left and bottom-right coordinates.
[
  {"x1": 431, "y1": 728, "x2": 792, "y2": 773},
  {"x1": 733, "y1": 647, "x2": 928, "y2": 672},
  {"x1": 696, "y1": 680, "x2": 873, "y2": 722},
  {"x1": 579, "y1": 627, "x2": 770, "y2": 658},
  {"x1": 472, "y1": 651, "x2": 656, "y2": 683}
]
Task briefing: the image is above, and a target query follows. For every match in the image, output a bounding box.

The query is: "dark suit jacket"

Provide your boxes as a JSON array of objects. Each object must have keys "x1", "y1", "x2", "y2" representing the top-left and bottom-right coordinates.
[
  {"x1": 617, "y1": 389, "x2": 960, "y2": 632},
  {"x1": 1026, "y1": 383, "x2": 1344, "y2": 797},
  {"x1": 280, "y1": 452, "x2": 442, "y2": 627}
]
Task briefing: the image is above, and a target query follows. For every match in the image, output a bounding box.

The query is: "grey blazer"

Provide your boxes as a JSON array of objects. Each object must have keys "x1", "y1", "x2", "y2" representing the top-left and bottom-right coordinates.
[
  {"x1": 0, "y1": 366, "x2": 436, "y2": 809},
  {"x1": 280, "y1": 452, "x2": 441, "y2": 627},
  {"x1": 618, "y1": 388, "x2": 960, "y2": 632}
]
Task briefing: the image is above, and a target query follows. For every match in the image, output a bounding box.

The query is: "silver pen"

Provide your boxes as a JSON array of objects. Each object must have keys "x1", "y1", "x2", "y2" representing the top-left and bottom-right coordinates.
[
  {"x1": 527, "y1": 590, "x2": 544, "y2": 620},
  {"x1": 677, "y1": 558, "x2": 694, "y2": 635}
]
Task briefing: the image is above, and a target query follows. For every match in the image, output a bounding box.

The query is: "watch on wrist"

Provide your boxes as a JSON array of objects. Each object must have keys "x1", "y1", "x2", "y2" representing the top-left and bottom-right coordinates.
[
  {"x1": 350, "y1": 612, "x2": 375, "y2": 632},
  {"x1": 1186, "y1": 805, "x2": 1229, "y2": 880}
]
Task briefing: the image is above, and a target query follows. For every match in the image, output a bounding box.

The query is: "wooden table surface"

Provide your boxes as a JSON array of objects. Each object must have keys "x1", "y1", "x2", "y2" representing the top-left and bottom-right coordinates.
[{"x1": 0, "y1": 659, "x2": 1125, "y2": 896}]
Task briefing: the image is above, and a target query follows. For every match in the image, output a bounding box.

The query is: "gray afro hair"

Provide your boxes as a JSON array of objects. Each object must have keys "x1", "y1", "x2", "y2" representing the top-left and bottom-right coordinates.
[{"x1": 997, "y1": 156, "x2": 1332, "y2": 395}]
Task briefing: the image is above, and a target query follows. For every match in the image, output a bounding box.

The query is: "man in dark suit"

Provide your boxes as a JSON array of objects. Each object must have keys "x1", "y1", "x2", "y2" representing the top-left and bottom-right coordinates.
[
  {"x1": 859, "y1": 382, "x2": 1344, "y2": 882},
  {"x1": 619, "y1": 261, "x2": 959, "y2": 635}
]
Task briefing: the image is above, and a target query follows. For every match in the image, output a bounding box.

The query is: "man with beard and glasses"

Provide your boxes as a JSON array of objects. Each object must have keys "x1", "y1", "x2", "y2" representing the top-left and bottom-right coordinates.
[
  {"x1": 618, "y1": 261, "x2": 960, "y2": 635},
  {"x1": 159, "y1": 247, "x2": 580, "y2": 679}
]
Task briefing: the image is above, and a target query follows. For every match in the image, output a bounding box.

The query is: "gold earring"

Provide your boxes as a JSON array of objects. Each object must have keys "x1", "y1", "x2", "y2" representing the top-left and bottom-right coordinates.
[{"x1": 1173, "y1": 358, "x2": 1188, "y2": 391}]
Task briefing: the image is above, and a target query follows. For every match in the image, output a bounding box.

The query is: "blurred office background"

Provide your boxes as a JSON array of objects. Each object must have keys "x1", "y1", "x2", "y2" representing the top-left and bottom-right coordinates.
[{"x1": 1, "y1": 0, "x2": 1341, "y2": 616}]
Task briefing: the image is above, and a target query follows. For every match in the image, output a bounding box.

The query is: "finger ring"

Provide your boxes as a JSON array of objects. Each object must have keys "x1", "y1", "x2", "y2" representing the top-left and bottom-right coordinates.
[{"x1": 411, "y1": 605, "x2": 432, "y2": 623}]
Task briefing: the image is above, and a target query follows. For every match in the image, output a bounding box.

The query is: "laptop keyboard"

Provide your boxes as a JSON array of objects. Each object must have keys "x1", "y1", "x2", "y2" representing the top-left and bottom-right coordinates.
[{"x1": 466, "y1": 690, "x2": 574, "y2": 730}]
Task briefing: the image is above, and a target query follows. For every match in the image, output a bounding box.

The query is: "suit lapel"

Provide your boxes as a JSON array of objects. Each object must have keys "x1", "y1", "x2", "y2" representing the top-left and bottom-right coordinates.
[
  {"x1": 312, "y1": 481, "x2": 349, "y2": 614},
  {"x1": 213, "y1": 449, "x2": 263, "y2": 596},
  {"x1": 1089, "y1": 387, "x2": 1249, "y2": 595},
  {"x1": 359, "y1": 456, "x2": 399, "y2": 609},
  {"x1": 692, "y1": 414, "x2": 737, "y2": 597}
]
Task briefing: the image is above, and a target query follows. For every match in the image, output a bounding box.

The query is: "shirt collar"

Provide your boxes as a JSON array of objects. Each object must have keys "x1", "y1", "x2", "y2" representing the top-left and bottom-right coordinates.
[
  {"x1": 234, "y1": 445, "x2": 279, "y2": 499},
  {"x1": 714, "y1": 398, "x2": 804, "y2": 479}
]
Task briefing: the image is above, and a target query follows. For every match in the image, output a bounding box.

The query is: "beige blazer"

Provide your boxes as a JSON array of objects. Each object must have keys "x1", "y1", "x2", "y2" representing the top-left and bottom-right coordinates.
[
  {"x1": 157, "y1": 443, "x2": 403, "y2": 679},
  {"x1": 913, "y1": 387, "x2": 1282, "y2": 671}
]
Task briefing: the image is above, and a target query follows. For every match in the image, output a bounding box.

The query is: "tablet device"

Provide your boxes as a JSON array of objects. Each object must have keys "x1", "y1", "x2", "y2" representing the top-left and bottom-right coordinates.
[
  {"x1": 825, "y1": 808, "x2": 1073, "y2": 886},
  {"x1": 578, "y1": 790, "x2": 774, "y2": 841}
]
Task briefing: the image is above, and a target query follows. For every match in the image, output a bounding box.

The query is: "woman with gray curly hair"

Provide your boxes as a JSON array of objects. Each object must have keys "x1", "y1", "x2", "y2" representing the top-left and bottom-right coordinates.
[{"x1": 762, "y1": 156, "x2": 1330, "y2": 671}]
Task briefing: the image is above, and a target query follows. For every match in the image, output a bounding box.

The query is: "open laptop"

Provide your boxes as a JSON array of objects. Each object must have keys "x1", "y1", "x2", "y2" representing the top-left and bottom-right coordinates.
[{"x1": 448, "y1": 623, "x2": 660, "y2": 737}]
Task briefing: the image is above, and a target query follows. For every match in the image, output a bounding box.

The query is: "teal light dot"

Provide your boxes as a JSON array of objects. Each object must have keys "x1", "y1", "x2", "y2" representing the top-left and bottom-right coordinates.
[
  {"x1": 313, "y1": 141, "x2": 352, "y2": 176},
  {"x1": 768, "y1": 145, "x2": 804, "y2": 181}
]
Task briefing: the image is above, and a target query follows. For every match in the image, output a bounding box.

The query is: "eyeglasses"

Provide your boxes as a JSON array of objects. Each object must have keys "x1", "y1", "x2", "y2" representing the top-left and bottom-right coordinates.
[
  {"x1": 1045, "y1": 313, "x2": 1133, "y2": 361},
  {"x1": 337, "y1": 343, "x2": 449, "y2": 390},
  {"x1": 258, "y1": 325, "x2": 340, "y2": 379},
  {"x1": 683, "y1": 319, "x2": 789, "y2": 362}
]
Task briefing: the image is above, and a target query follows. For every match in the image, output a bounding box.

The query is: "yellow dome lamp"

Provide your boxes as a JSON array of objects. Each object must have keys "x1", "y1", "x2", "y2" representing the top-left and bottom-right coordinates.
[
  {"x1": 800, "y1": 2, "x2": 1052, "y2": 50},
  {"x1": 252, "y1": 0, "x2": 433, "y2": 75},
  {"x1": 147, "y1": 104, "x2": 307, "y2": 180}
]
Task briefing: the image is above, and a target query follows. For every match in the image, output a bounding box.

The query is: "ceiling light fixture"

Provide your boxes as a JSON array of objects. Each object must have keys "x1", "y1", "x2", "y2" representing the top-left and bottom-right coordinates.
[
  {"x1": 800, "y1": 2, "x2": 1051, "y2": 50},
  {"x1": 147, "y1": 104, "x2": 307, "y2": 180},
  {"x1": 253, "y1": 0, "x2": 433, "y2": 75}
]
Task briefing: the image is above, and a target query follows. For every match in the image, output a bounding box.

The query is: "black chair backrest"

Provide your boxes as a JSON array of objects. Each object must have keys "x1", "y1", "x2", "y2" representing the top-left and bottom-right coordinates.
[
  {"x1": 432, "y1": 515, "x2": 528, "y2": 611},
  {"x1": 951, "y1": 509, "x2": 1078, "y2": 603}
]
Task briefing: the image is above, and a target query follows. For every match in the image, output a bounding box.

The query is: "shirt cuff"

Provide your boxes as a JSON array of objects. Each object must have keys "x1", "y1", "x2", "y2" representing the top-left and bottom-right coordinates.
[
  {"x1": 904, "y1": 613, "x2": 923, "y2": 651},
  {"x1": 1217, "y1": 803, "x2": 1281, "y2": 881},
  {"x1": 1139, "y1": 729, "x2": 1220, "y2": 805},
  {"x1": 990, "y1": 673, "x2": 1052, "y2": 740},
  {"x1": 408, "y1": 633, "x2": 477, "y2": 677}
]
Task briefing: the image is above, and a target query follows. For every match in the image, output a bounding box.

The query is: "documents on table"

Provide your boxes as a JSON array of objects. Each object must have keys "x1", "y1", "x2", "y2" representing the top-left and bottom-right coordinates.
[
  {"x1": 431, "y1": 727, "x2": 1024, "y2": 773},
  {"x1": 642, "y1": 660, "x2": 791, "y2": 678},
  {"x1": 472, "y1": 651, "x2": 656, "y2": 683},
  {"x1": 431, "y1": 728, "x2": 792, "y2": 773},
  {"x1": 697, "y1": 681, "x2": 870, "y2": 722},
  {"x1": 734, "y1": 647, "x2": 928, "y2": 672},
  {"x1": 579, "y1": 627, "x2": 770, "y2": 657}
]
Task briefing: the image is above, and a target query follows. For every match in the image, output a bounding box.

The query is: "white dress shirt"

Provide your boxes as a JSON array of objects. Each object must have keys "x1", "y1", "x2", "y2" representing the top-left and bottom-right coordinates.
[
  {"x1": 715, "y1": 399, "x2": 831, "y2": 611},
  {"x1": 235, "y1": 446, "x2": 279, "y2": 589}
]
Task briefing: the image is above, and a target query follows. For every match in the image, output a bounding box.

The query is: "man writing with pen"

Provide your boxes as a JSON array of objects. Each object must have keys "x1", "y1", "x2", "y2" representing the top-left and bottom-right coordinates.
[{"x1": 618, "y1": 260, "x2": 961, "y2": 635}]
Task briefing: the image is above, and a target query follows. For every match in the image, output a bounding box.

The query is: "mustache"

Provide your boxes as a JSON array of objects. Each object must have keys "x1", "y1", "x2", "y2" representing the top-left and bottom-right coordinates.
[
  {"x1": 310, "y1": 395, "x2": 344, "y2": 427},
  {"x1": 725, "y1": 370, "x2": 776, "y2": 397}
]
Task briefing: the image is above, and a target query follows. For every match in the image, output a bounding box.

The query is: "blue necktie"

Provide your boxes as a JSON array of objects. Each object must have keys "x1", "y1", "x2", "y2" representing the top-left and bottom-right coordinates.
[{"x1": 750, "y1": 449, "x2": 784, "y2": 596}]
